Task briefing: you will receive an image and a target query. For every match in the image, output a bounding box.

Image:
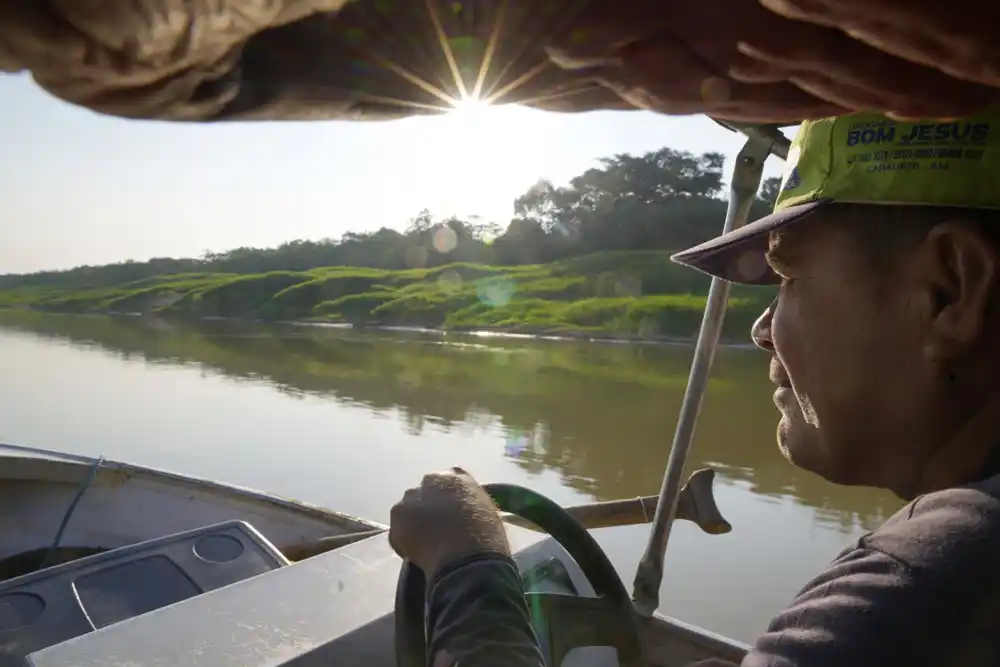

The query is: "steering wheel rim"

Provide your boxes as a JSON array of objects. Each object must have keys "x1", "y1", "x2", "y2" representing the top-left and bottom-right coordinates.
[{"x1": 395, "y1": 483, "x2": 646, "y2": 667}]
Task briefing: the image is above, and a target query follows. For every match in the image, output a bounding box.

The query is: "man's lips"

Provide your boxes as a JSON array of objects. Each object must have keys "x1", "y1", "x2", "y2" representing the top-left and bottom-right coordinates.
[{"x1": 773, "y1": 386, "x2": 795, "y2": 409}]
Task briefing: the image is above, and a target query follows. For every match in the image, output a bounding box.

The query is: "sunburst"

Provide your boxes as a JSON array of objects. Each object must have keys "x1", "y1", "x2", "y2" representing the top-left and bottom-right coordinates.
[{"x1": 346, "y1": 0, "x2": 572, "y2": 116}]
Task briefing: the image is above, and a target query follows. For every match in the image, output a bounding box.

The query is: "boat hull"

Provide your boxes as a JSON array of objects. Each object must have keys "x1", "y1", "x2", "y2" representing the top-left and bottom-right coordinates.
[
  {"x1": 0, "y1": 443, "x2": 383, "y2": 576},
  {"x1": 0, "y1": 444, "x2": 751, "y2": 666}
]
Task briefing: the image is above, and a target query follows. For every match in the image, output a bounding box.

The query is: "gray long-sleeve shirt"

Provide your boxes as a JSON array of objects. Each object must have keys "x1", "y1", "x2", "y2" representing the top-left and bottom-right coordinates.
[
  {"x1": 426, "y1": 552, "x2": 545, "y2": 666},
  {"x1": 426, "y1": 470, "x2": 1000, "y2": 667}
]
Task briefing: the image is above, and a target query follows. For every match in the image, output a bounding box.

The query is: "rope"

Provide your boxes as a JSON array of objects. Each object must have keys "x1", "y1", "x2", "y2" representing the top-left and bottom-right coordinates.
[{"x1": 40, "y1": 455, "x2": 104, "y2": 569}]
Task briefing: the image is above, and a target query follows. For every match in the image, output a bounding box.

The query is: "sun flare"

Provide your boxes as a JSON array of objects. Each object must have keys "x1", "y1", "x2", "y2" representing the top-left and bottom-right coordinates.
[
  {"x1": 449, "y1": 95, "x2": 492, "y2": 115},
  {"x1": 403, "y1": 99, "x2": 551, "y2": 217}
]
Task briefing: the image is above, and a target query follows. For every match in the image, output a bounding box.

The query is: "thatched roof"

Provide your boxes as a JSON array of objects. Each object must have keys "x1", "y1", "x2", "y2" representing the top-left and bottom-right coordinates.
[{"x1": 3, "y1": 0, "x2": 1000, "y2": 123}]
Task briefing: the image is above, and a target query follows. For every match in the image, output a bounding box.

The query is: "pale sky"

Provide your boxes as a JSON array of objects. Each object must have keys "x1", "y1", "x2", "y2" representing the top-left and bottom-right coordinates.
[{"x1": 0, "y1": 73, "x2": 787, "y2": 275}]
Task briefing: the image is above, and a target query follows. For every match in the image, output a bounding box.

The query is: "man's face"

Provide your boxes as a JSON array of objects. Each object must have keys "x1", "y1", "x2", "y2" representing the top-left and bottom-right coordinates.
[{"x1": 751, "y1": 218, "x2": 927, "y2": 486}]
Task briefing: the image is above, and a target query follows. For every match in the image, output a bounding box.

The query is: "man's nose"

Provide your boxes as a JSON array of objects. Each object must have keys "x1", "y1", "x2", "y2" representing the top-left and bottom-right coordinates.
[{"x1": 751, "y1": 298, "x2": 777, "y2": 352}]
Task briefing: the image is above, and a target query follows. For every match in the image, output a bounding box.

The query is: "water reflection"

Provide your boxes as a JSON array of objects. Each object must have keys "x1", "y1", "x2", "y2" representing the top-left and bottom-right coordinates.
[{"x1": 0, "y1": 311, "x2": 900, "y2": 536}]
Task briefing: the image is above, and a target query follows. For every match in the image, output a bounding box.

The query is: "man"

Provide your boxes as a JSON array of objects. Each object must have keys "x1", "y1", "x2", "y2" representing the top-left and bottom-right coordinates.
[{"x1": 389, "y1": 107, "x2": 1000, "y2": 666}]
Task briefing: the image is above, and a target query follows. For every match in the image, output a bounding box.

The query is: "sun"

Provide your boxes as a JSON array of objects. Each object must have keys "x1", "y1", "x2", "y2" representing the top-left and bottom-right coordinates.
[
  {"x1": 440, "y1": 96, "x2": 524, "y2": 139},
  {"x1": 403, "y1": 97, "x2": 551, "y2": 217},
  {"x1": 447, "y1": 95, "x2": 495, "y2": 120}
]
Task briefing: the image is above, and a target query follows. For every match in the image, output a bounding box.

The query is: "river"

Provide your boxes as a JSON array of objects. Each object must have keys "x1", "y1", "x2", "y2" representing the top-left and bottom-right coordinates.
[{"x1": 0, "y1": 310, "x2": 901, "y2": 644}]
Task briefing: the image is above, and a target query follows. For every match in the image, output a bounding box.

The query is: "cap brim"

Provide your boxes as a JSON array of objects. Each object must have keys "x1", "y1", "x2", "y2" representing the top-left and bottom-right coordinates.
[{"x1": 670, "y1": 200, "x2": 829, "y2": 285}]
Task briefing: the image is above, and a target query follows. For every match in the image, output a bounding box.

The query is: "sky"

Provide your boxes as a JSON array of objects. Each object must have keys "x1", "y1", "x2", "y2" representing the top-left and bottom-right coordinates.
[{"x1": 0, "y1": 73, "x2": 788, "y2": 275}]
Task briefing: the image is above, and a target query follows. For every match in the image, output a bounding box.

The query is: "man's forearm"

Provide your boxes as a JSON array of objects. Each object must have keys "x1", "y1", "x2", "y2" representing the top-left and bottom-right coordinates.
[{"x1": 426, "y1": 552, "x2": 546, "y2": 667}]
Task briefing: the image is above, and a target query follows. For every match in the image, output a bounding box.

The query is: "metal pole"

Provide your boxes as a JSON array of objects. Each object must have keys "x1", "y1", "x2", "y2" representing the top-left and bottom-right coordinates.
[{"x1": 631, "y1": 135, "x2": 774, "y2": 616}]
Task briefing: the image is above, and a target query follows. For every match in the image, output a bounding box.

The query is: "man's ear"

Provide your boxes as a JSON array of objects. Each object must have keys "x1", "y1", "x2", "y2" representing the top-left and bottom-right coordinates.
[{"x1": 918, "y1": 221, "x2": 997, "y2": 361}]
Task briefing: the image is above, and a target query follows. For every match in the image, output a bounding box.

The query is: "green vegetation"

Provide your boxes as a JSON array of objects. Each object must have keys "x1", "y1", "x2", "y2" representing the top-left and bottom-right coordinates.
[
  {"x1": 0, "y1": 253, "x2": 773, "y2": 340},
  {"x1": 0, "y1": 146, "x2": 782, "y2": 341}
]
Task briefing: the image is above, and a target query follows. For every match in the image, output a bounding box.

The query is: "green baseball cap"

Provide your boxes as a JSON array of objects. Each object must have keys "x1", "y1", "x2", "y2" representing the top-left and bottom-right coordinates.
[{"x1": 671, "y1": 110, "x2": 1000, "y2": 284}]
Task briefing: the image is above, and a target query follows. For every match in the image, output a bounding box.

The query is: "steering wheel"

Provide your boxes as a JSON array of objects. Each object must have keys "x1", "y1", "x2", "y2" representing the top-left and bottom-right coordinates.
[{"x1": 395, "y1": 483, "x2": 646, "y2": 667}]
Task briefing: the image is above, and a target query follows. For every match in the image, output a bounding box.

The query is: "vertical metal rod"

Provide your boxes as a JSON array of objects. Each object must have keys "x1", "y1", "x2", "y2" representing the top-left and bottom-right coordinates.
[{"x1": 631, "y1": 135, "x2": 774, "y2": 615}]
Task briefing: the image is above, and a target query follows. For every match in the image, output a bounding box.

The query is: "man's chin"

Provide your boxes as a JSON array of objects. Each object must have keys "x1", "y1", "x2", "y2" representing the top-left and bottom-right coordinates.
[
  {"x1": 776, "y1": 417, "x2": 795, "y2": 460},
  {"x1": 776, "y1": 418, "x2": 829, "y2": 478}
]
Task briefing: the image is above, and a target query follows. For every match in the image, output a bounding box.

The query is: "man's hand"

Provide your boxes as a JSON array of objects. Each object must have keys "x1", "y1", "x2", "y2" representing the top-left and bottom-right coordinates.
[{"x1": 389, "y1": 467, "x2": 510, "y2": 580}]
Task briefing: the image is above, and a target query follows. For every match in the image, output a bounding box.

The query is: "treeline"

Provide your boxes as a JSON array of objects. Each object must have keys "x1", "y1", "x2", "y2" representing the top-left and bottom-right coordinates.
[{"x1": 0, "y1": 147, "x2": 782, "y2": 290}]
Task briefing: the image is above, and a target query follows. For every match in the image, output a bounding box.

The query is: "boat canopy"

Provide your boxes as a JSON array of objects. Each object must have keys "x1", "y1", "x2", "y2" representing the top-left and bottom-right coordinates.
[{"x1": 2, "y1": 0, "x2": 997, "y2": 124}]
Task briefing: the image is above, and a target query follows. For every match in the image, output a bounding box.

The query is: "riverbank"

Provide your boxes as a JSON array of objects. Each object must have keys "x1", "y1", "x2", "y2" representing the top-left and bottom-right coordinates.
[
  {"x1": 0, "y1": 251, "x2": 775, "y2": 342},
  {"x1": 279, "y1": 320, "x2": 760, "y2": 348},
  {"x1": 0, "y1": 309, "x2": 762, "y2": 349}
]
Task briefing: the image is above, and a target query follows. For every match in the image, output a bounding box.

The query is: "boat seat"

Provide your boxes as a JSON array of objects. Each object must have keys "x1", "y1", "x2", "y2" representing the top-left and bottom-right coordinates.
[{"x1": 0, "y1": 520, "x2": 287, "y2": 667}]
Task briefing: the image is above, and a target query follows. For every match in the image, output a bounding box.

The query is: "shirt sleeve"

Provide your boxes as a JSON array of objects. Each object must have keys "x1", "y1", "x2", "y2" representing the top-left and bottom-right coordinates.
[
  {"x1": 426, "y1": 551, "x2": 546, "y2": 667},
  {"x1": 743, "y1": 546, "x2": 998, "y2": 667}
]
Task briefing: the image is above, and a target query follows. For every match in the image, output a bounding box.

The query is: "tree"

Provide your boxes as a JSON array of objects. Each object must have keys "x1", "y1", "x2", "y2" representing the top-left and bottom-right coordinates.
[
  {"x1": 758, "y1": 177, "x2": 782, "y2": 209},
  {"x1": 465, "y1": 215, "x2": 503, "y2": 242},
  {"x1": 406, "y1": 209, "x2": 435, "y2": 235},
  {"x1": 1, "y1": 143, "x2": 761, "y2": 287}
]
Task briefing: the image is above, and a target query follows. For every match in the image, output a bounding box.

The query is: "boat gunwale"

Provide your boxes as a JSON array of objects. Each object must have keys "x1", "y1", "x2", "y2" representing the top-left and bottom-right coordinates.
[{"x1": 0, "y1": 442, "x2": 386, "y2": 532}]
